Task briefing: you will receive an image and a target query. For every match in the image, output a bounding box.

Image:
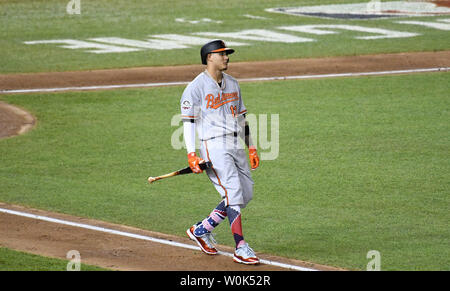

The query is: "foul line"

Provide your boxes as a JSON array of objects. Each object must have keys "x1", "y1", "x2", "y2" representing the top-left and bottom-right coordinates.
[
  {"x1": 0, "y1": 207, "x2": 318, "y2": 271},
  {"x1": 1, "y1": 67, "x2": 448, "y2": 94}
]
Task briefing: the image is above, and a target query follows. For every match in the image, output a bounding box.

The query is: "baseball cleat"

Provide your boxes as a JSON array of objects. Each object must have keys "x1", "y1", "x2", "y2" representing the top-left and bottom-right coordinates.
[
  {"x1": 233, "y1": 242, "x2": 260, "y2": 265},
  {"x1": 186, "y1": 225, "x2": 218, "y2": 255}
]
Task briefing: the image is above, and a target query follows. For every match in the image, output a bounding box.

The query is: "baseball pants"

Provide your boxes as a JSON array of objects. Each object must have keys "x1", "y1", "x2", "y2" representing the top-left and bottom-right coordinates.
[{"x1": 199, "y1": 133, "x2": 254, "y2": 208}]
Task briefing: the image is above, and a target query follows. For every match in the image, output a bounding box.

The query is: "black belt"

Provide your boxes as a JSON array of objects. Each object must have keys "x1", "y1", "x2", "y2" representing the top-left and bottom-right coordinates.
[{"x1": 203, "y1": 132, "x2": 238, "y2": 141}]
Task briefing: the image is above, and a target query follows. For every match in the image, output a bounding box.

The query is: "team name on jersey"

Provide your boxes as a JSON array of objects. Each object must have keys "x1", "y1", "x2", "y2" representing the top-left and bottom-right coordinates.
[{"x1": 205, "y1": 92, "x2": 239, "y2": 110}]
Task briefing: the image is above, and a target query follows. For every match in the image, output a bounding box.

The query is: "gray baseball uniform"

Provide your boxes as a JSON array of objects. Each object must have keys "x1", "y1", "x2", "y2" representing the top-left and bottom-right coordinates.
[{"x1": 180, "y1": 70, "x2": 254, "y2": 207}]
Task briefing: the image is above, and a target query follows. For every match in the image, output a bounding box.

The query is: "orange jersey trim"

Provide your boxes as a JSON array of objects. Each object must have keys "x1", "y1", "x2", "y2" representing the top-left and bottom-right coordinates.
[{"x1": 204, "y1": 140, "x2": 229, "y2": 206}]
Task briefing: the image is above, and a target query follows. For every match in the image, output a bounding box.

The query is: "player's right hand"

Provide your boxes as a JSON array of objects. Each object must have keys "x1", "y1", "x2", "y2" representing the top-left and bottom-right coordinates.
[{"x1": 187, "y1": 152, "x2": 204, "y2": 174}]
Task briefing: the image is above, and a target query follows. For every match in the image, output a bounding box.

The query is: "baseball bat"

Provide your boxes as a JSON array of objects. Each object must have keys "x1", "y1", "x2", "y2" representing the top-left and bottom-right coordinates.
[{"x1": 147, "y1": 161, "x2": 212, "y2": 184}]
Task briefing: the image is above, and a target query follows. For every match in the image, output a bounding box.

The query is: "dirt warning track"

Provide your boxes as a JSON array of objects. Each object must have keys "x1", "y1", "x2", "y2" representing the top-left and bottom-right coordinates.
[
  {"x1": 0, "y1": 203, "x2": 339, "y2": 271},
  {"x1": 1, "y1": 51, "x2": 449, "y2": 93}
]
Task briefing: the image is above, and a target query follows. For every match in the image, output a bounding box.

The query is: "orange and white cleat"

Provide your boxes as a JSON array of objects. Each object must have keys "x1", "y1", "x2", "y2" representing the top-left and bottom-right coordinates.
[
  {"x1": 233, "y1": 242, "x2": 260, "y2": 265},
  {"x1": 186, "y1": 225, "x2": 218, "y2": 255}
]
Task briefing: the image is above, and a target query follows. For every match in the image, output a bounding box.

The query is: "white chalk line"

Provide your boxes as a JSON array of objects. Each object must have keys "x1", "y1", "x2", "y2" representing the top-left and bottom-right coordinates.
[
  {"x1": 1, "y1": 67, "x2": 448, "y2": 94},
  {"x1": 0, "y1": 207, "x2": 318, "y2": 271}
]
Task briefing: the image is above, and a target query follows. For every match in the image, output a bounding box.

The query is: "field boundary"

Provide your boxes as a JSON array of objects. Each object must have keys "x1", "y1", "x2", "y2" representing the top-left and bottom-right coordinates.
[
  {"x1": 0, "y1": 207, "x2": 317, "y2": 271},
  {"x1": 1, "y1": 51, "x2": 449, "y2": 94},
  {"x1": 0, "y1": 203, "x2": 344, "y2": 271},
  {"x1": 1, "y1": 67, "x2": 448, "y2": 94}
]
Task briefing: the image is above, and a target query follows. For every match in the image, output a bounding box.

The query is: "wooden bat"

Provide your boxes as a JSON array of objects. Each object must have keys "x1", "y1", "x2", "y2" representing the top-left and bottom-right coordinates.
[{"x1": 147, "y1": 162, "x2": 212, "y2": 184}]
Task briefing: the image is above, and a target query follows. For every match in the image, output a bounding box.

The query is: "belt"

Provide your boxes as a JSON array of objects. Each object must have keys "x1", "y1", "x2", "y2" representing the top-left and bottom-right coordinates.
[{"x1": 203, "y1": 132, "x2": 238, "y2": 141}]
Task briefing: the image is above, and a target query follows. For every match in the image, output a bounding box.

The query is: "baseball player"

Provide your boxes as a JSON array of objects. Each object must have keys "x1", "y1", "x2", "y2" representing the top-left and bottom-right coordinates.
[{"x1": 181, "y1": 40, "x2": 260, "y2": 265}]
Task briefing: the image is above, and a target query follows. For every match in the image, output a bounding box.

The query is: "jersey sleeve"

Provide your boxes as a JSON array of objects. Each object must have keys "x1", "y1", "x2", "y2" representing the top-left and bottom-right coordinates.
[
  {"x1": 180, "y1": 83, "x2": 201, "y2": 120},
  {"x1": 237, "y1": 86, "x2": 247, "y2": 116}
]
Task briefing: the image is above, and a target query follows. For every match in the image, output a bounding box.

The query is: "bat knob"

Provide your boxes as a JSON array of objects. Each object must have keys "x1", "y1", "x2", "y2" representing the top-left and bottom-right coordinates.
[{"x1": 148, "y1": 177, "x2": 156, "y2": 184}]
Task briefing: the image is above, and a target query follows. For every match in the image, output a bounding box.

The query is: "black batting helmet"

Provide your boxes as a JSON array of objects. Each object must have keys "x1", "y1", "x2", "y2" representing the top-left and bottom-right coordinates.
[{"x1": 200, "y1": 40, "x2": 235, "y2": 65}]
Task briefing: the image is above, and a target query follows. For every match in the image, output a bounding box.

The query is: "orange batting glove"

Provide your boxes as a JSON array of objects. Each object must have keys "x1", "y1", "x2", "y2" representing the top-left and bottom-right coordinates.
[
  {"x1": 248, "y1": 146, "x2": 260, "y2": 170},
  {"x1": 187, "y1": 152, "x2": 204, "y2": 174}
]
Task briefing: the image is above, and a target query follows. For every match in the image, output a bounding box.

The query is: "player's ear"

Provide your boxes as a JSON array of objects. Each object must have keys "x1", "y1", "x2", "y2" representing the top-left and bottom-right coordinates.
[{"x1": 207, "y1": 53, "x2": 213, "y2": 63}]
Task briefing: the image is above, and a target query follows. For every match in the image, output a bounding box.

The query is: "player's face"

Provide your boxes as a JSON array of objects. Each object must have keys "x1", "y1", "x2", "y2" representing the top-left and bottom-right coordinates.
[{"x1": 208, "y1": 52, "x2": 230, "y2": 71}]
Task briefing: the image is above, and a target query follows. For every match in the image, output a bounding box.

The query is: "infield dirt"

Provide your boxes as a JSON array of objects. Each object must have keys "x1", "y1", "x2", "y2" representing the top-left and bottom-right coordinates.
[{"x1": 1, "y1": 51, "x2": 449, "y2": 92}]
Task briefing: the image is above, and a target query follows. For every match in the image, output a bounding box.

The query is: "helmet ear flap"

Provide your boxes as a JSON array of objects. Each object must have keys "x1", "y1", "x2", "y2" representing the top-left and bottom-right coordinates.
[
  {"x1": 201, "y1": 52, "x2": 209, "y2": 65},
  {"x1": 201, "y1": 50, "x2": 207, "y2": 65}
]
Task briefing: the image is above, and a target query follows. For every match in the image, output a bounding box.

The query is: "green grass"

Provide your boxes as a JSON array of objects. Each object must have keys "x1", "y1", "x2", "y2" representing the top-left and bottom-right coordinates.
[
  {"x1": 0, "y1": 72, "x2": 449, "y2": 270},
  {"x1": 1, "y1": 0, "x2": 449, "y2": 73},
  {"x1": 0, "y1": 247, "x2": 109, "y2": 271}
]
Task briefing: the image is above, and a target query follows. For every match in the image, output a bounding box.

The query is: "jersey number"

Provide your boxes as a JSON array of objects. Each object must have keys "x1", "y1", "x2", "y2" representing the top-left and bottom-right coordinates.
[{"x1": 230, "y1": 105, "x2": 237, "y2": 117}]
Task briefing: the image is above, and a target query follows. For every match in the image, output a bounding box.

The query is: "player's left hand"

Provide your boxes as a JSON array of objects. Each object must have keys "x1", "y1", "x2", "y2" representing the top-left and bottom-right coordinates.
[{"x1": 248, "y1": 146, "x2": 260, "y2": 170}]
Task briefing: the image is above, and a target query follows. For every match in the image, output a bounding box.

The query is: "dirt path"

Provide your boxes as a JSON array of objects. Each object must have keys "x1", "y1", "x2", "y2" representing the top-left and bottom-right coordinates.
[
  {"x1": 0, "y1": 51, "x2": 449, "y2": 271},
  {"x1": 0, "y1": 102, "x2": 36, "y2": 139},
  {"x1": 1, "y1": 51, "x2": 449, "y2": 92},
  {"x1": 0, "y1": 203, "x2": 339, "y2": 271}
]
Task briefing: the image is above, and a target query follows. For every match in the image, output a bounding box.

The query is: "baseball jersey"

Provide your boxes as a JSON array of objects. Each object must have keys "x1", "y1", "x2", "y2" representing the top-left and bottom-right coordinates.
[{"x1": 180, "y1": 70, "x2": 247, "y2": 141}]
